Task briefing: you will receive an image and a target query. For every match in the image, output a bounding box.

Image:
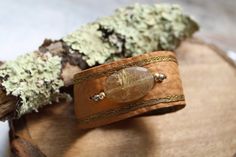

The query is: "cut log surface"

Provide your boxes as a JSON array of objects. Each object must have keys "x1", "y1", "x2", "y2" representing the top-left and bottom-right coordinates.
[{"x1": 10, "y1": 39, "x2": 236, "y2": 157}]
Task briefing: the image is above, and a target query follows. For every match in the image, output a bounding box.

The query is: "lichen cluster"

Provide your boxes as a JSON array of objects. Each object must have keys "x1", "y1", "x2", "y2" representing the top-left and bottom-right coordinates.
[
  {"x1": 0, "y1": 52, "x2": 64, "y2": 116},
  {"x1": 0, "y1": 4, "x2": 199, "y2": 118},
  {"x1": 63, "y1": 4, "x2": 199, "y2": 66}
]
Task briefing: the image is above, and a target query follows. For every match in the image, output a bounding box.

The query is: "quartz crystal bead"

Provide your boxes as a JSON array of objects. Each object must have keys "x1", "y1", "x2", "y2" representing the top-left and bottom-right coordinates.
[{"x1": 104, "y1": 67, "x2": 154, "y2": 103}]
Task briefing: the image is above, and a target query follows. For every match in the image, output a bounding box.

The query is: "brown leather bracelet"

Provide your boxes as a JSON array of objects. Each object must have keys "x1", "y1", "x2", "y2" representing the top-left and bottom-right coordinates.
[{"x1": 74, "y1": 51, "x2": 186, "y2": 129}]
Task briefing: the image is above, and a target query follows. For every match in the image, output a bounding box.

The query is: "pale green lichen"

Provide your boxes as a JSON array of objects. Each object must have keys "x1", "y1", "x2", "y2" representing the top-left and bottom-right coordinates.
[
  {"x1": 0, "y1": 4, "x2": 199, "y2": 118},
  {"x1": 63, "y1": 4, "x2": 199, "y2": 66},
  {"x1": 0, "y1": 52, "x2": 64, "y2": 116}
]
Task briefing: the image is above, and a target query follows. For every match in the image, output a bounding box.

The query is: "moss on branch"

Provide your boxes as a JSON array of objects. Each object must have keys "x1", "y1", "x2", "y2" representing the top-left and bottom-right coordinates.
[
  {"x1": 63, "y1": 4, "x2": 198, "y2": 66},
  {"x1": 0, "y1": 52, "x2": 64, "y2": 116},
  {"x1": 0, "y1": 4, "x2": 199, "y2": 118}
]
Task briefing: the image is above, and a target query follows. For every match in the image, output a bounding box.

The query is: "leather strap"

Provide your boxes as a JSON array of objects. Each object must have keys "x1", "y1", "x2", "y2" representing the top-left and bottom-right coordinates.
[{"x1": 74, "y1": 51, "x2": 185, "y2": 129}]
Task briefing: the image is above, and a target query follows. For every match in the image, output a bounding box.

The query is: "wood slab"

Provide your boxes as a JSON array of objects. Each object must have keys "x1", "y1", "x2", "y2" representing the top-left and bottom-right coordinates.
[{"x1": 10, "y1": 39, "x2": 236, "y2": 157}]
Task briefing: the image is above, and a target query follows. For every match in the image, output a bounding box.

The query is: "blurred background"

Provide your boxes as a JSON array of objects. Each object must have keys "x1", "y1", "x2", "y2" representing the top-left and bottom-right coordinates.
[{"x1": 0, "y1": 0, "x2": 235, "y2": 156}]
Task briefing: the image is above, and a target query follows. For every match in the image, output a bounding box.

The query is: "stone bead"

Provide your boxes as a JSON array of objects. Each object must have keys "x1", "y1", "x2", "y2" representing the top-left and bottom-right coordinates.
[{"x1": 104, "y1": 66, "x2": 154, "y2": 103}]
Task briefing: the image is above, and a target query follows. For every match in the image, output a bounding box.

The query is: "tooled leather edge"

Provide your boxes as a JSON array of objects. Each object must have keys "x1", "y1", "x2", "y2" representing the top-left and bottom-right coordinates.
[
  {"x1": 78, "y1": 94, "x2": 185, "y2": 124},
  {"x1": 74, "y1": 55, "x2": 177, "y2": 84}
]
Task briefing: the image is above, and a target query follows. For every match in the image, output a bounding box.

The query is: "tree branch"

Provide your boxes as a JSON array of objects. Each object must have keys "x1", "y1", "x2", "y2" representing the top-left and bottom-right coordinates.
[{"x1": 0, "y1": 4, "x2": 199, "y2": 120}]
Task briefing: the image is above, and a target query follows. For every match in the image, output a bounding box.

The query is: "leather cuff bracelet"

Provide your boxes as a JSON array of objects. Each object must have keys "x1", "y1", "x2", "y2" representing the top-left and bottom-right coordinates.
[{"x1": 74, "y1": 51, "x2": 186, "y2": 129}]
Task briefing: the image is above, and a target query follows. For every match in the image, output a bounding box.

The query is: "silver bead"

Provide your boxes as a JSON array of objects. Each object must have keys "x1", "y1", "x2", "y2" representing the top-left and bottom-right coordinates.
[
  {"x1": 91, "y1": 92, "x2": 106, "y2": 102},
  {"x1": 98, "y1": 92, "x2": 106, "y2": 99},
  {"x1": 154, "y1": 73, "x2": 167, "y2": 82}
]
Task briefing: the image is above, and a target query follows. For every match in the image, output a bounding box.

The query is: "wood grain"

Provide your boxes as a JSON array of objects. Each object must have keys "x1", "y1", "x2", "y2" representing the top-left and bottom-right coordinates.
[{"x1": 10, "y1": 39, "x2": 236, "y2": 157}]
